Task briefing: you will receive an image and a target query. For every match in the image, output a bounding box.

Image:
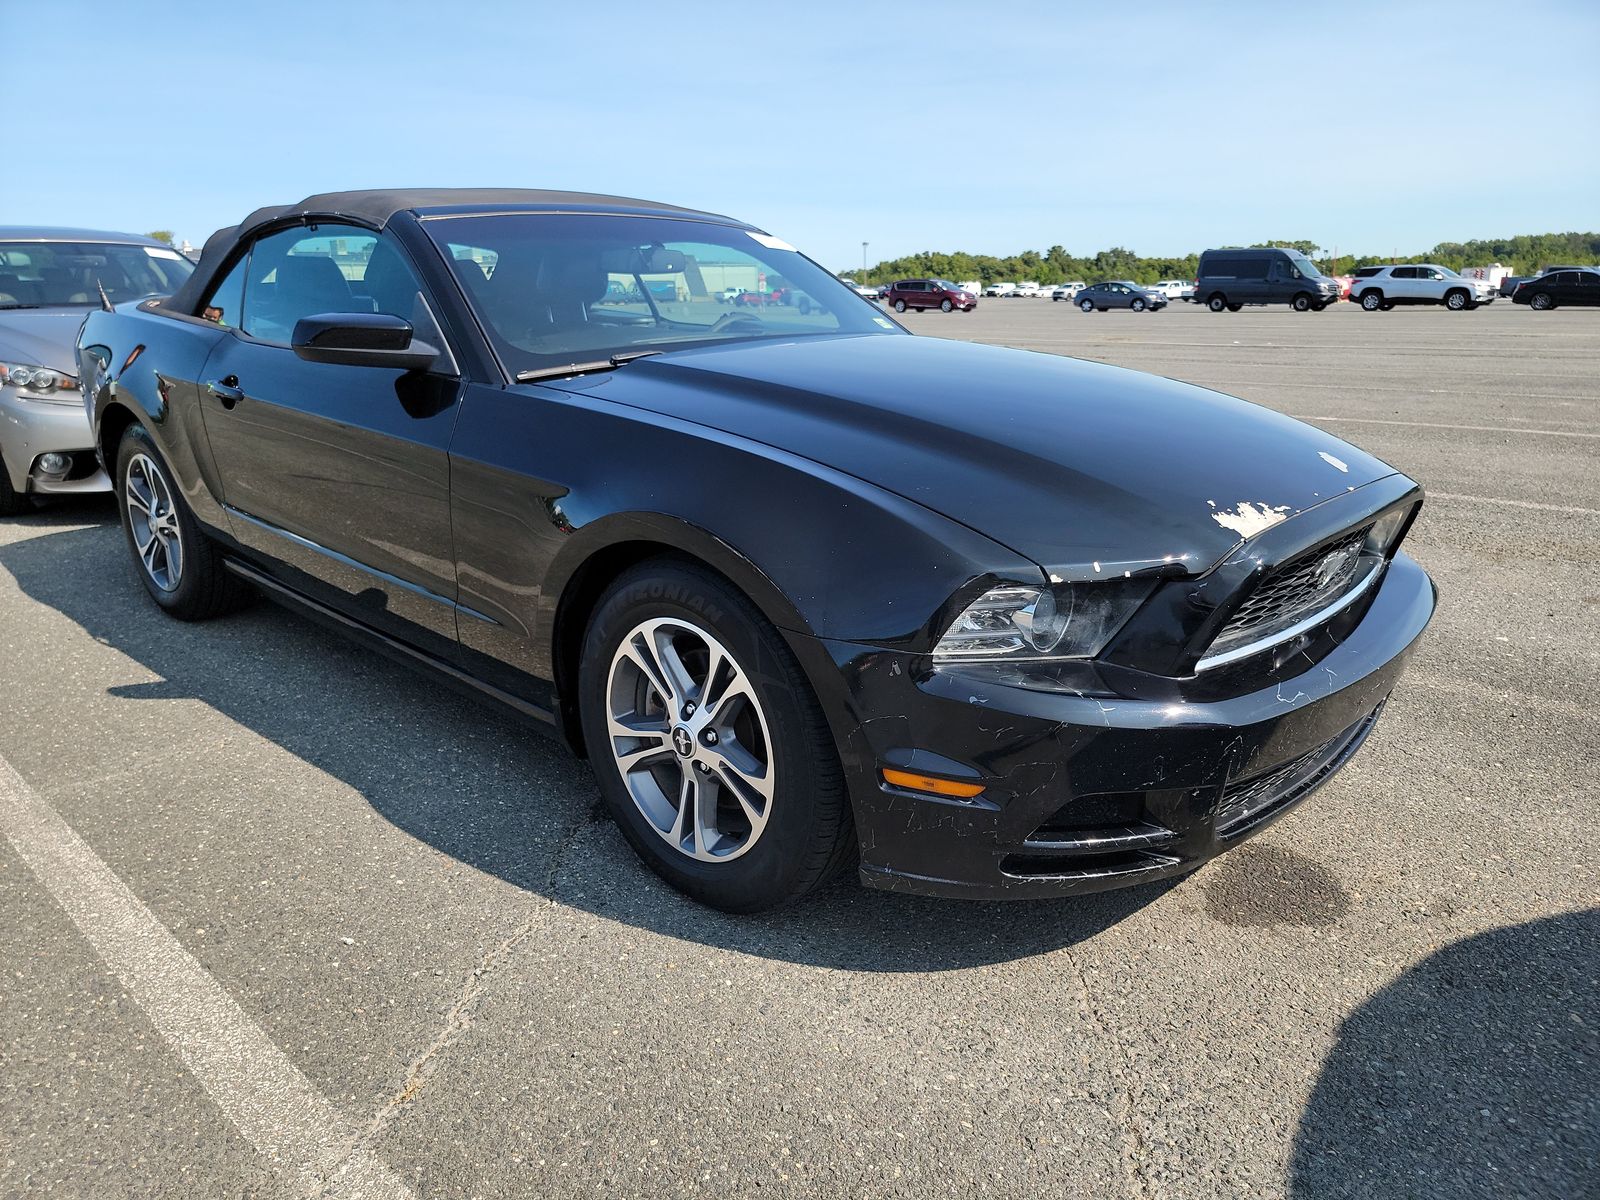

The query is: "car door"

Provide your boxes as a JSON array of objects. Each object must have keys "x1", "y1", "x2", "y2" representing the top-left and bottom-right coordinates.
[
  {"x1": 195, "y1": 221, "x2": 465, "y2": 659},
  {"x1": 1388, "y1": 266, "x2": 1422, "y2": 302},
  {"x1": 1574, "y1": 271, "x2": 1600, "y2": 306}
]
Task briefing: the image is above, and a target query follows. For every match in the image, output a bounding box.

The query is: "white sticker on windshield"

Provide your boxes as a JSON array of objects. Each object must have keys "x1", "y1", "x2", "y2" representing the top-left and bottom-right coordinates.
[
  {"x1": 747, "y1": 231, "x2": 797, "y2": 252},
  {"x1": 145, "y1": 246, "x2": 183, "y2": 260},
  {"x1": 873, "y1": 316, "x2": 894, "y2": 328}
]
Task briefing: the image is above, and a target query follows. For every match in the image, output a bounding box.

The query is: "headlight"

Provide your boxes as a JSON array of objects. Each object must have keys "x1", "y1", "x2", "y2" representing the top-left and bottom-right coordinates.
[
  {"x1": 933, "y1": 578, "x2": 1157, "y2": 663},
  {"x1": 0, "y1": 361, "x2": 80, "y2": 403},
  {"x1": 1364, "y1": 505, "x2": 1414, "y2": 555}
]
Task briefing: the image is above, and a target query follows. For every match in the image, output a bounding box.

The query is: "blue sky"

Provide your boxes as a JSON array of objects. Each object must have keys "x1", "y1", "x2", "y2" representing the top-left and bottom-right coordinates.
[{"x1": 6, "y1": 1, "x2": 1596, "y2": 270}]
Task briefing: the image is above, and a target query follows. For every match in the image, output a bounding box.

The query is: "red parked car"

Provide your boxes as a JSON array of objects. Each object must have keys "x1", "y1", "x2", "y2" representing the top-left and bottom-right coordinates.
[{"x1": 885, "y1": 278, "x2": 978, "y2": 313}]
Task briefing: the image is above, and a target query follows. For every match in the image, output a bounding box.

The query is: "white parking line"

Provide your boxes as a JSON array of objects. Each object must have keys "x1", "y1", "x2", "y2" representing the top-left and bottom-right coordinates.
[
  {"x1": 1427, "y1": 491, "x2": 1600, "y2": 517},
  {"x1": 1290, "y1": 414, "x2": 1600, "y2": 440},
  {"x1": 0, "y1": 753, "x2": 415, "y2": 1199}
]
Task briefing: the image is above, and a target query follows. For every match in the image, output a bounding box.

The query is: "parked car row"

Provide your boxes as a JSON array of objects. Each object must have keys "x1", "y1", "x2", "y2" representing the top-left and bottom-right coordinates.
[{"x1": 863, "y1": 259, "x2": 1593, "y2": 317}]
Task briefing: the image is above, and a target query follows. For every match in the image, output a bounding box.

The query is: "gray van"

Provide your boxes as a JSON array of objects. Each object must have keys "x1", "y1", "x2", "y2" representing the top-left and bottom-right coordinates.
[{"x1": 1196, "y1": 247, "x2": 1341, "y2": 312}]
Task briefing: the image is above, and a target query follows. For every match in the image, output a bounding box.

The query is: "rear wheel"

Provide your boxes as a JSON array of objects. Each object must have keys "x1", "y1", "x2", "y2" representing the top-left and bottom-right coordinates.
[
  {"x1": 1292, "y1": 293, "x2": 1312, "y2": 312},
  {"x1": 1226, "y1": 303, "x2": 1243, "y2": 312},
  {"x1": 1080, "y1": 298, "x2": 1094, "y2": 313},
  {"x1": 1360, "y1": 290, "x2": 1384, "y2": 311},
  {"x1": 1207, "y1": 294, "x2": 1228, "y2": 312},
  {"x1": 1530, "y1": 292, "x2": 1554, "y2": 310},
  {"x1": 0, "y1": 452, "x2": 29, "y2": 517},
  {"x1": 115, "y1": 424, "x2": 252, "y2": 620},
  {"x1": 578, "y1": 560, "x2": 855, "y2": 912}
]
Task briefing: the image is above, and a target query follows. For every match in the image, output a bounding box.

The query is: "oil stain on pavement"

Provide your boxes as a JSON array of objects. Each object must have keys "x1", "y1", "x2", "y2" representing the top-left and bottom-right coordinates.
[{"x1": 1202, "y1": 842, "x2": 1351, "y2": 927}]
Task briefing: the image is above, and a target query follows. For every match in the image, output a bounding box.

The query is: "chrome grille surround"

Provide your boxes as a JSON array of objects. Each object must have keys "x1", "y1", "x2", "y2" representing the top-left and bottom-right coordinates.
[{"x1": 1198, "y1": 526, "x2": 1377, "y2": 671}]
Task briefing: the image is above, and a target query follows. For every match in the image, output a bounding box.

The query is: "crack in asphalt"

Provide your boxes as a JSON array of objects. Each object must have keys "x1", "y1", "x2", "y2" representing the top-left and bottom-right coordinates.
[
  {"x1": 1061, "y1": 947, "x2": 1154, "y2": 1200},
  {"x1": 305, "y1": 805, "x2": 606, "y2": 1198}
]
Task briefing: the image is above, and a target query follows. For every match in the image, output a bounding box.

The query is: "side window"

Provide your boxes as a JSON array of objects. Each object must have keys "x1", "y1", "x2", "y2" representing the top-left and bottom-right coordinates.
[
  {"x1": 1239, "y1": 258, "x2": 1269, "y2": 281},
  {"x1": 201, "y1": 255, "x2": 248, "y2": 327},
  {"x1": 238, "y1": 224, "x2": 451, "y2": 369}
]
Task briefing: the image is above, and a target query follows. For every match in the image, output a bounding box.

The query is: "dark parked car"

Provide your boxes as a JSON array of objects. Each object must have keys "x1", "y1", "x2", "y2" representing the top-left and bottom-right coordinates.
[
  {"x1": 1075, "y1": 281, "x2": 1167, "y2": 312},
  {"x1": 76, "y1": 189, "x2": 1435, "y2": 912},
  {"x1": 1196, "y1": 247, "x2": 1341, "y2": 312},
  {"x1": 1512, "y1": 268, "x2": 1600, "y2": 310},
  {"x1": 885, "y1": 279, "x2": 977, "y2": 313}
]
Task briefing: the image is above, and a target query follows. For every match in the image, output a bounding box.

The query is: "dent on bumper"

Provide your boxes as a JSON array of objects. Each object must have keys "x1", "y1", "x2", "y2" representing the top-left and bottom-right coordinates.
[{"x1": 815, "y1": 553, "x2": 1437, "y2": 900}]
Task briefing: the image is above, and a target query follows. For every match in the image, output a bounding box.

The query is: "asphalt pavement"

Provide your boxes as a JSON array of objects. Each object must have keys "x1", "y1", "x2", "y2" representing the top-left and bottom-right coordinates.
[{"x1": 2, "y1": 299, "x2": 1596, "y2": 1199}]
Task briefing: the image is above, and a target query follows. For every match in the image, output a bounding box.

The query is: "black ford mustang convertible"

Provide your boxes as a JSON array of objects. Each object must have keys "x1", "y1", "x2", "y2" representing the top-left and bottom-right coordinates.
[{"x1": 76, "y1": 189, "x2": 1435, "y2": 911}]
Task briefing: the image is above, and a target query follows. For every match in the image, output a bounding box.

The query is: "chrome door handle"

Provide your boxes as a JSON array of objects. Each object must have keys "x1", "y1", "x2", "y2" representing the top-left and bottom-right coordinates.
[{"x1": 206, "y1": 379, "x2": 244, "y2": 408}]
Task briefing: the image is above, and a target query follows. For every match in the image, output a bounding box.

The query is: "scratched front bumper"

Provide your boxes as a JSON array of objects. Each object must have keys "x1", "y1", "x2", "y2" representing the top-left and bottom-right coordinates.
[{"x1": 805, "y1": 552, "x2": 1435, "y2": 900}]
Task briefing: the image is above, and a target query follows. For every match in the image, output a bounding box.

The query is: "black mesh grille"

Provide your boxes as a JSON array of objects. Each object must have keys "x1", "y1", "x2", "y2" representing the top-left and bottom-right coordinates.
[
  {"x1": 1206, "y1": 527, "x2": 1371, "y2": 661},
  {"x1": 1214, "y1": 705, "x2": 1382, "y2": 834}
]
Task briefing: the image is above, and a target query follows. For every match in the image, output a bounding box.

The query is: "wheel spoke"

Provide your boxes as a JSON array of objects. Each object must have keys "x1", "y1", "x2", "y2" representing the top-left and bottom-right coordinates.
[
  {"x1": 140, "y1": 535, "x2": 159, "y2": 571},
  {"x1": 622, "y1": 636, "x2": 676, "y2": 706},
  {"x1": 650, "y1": 627, "x2": 698, "y2": 708},
  {"x1": 706, "y1": 741, "x2": 773, "y2": 819},
  {"x1": 692, "y1": 768, "x2": 719, "y2": 858},
  {"x1": 162, "y1": 531, "x2": 183, "y2": 585},
  {"x1": 670, "y1": 770, "x2": 694, "y2": 852},
  {"x1": 613, "y1": 734, "x2": 674, "y2": 775}
]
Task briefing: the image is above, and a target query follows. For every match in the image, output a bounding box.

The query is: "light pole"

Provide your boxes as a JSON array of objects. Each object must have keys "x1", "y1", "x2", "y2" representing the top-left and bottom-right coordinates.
[{"x1": 862, "y1": 242, "x2": 868, "y2": 274}]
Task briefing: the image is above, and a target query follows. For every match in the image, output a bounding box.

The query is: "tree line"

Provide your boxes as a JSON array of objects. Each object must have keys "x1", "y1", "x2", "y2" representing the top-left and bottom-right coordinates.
[{"x1": 843, "y1": 232, "x2": 1600, "y2": 286}]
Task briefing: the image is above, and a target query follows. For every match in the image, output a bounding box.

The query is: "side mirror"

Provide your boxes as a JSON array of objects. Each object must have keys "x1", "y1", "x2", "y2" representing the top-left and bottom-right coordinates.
[{"x1": 291, "y1": 312, "x2": 439, "y2": 371}]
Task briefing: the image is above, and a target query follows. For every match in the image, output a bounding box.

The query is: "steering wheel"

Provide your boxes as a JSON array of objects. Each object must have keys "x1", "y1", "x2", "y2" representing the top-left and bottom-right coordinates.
[{"x1": 708, "y1": 312, "x2": 765, "y2": 335}]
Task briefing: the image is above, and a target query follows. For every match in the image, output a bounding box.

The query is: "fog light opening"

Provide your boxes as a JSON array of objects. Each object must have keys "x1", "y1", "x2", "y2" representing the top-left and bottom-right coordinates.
[
  {"x1": 881, "y1": 768, "x2": 986, "y2": 799},
  {"x1": 35, "y1": 452, "x2": 71, "y2": 478}
]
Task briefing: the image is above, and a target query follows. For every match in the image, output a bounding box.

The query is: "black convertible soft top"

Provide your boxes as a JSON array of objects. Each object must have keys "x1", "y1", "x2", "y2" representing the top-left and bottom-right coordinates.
[{"x1": 161, "y1": 188, "x2": 744, "y2": 316}]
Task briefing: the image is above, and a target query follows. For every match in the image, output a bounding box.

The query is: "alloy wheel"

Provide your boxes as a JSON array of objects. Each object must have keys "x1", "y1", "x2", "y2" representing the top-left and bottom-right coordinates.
[
  {"x1": 1362, "y1": 292, "x2": 1382, "y2": 311},
  {"x1": 1447, "y1": 290, "x2": 1467, "y2": 310},
  {"x1": 605, "y1": 616, "x2": 774, "y2": 863},
  {"x1": 125, "y1": 453, "x2": 183, "y2": 591},
  {"x1": 1531, "y1": 293, "x2": 1552, "y2": 310}
]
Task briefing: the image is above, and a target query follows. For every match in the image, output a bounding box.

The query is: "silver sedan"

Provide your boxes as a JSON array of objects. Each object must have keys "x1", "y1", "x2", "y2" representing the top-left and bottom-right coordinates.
[{"x1": 0, "y1": 227, "x2": 192, "y2": 513}]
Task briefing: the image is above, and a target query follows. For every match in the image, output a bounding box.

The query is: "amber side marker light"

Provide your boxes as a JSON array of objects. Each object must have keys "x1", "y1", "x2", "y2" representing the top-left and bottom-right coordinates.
[{"x1": 881, "y1": 769, "x2": 986, "y2": 799}]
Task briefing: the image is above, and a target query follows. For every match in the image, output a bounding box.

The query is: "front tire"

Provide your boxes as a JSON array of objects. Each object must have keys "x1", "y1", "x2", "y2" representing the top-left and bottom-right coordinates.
[
  {"x1": 578, "y1": 560, "x2": 854, "y2": 912},
  {"x1": 1131, "y1": 298, "x2": 1146, "y2": 312},
  {"x1": 1445, "y1": 288, "x2": 1470, "y2": 311},
  {"x1": 115, "y1": 424, "x2": 251, "y2": 620},
  {"x1": 1292, "y1": 293, "x2": 1312, "y2": 312},
  {"x1": 940, "y1": 299, "x2": 953, "y2": 313}
]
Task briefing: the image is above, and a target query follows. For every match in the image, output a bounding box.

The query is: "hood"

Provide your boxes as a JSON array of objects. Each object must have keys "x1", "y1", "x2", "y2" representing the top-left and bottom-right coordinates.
[
  {"x1": 0, "y1": 308, "x2": 92, "y2": 371},
  {"x1": 554, "y1": 334, "x2": 1395, "y2": 578}
]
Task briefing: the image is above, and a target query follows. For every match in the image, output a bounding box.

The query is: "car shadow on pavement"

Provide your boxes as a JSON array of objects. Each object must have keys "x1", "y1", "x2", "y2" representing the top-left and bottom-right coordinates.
[
  {"x1": 1, "y1": 523, "x2": 1175, "y2": 972},
  {"x1": 1289, "y1": 908, "x2": 1599, "y2": 1199}
]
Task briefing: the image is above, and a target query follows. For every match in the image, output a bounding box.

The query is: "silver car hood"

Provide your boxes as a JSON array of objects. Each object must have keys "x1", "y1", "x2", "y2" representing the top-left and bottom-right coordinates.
[{"x1": 0, "y1": 308, "x2": 93, "y2": 371}]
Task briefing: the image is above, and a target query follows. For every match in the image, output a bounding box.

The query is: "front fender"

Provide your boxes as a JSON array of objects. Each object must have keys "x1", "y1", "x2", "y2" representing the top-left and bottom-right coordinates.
[{"x1": 77, "y1": 305, "x2": 230, "y2": 529}]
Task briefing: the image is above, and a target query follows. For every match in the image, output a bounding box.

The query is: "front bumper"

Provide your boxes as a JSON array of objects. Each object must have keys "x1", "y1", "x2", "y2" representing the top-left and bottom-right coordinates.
[
  {"x1": 808, "y1": 552, "x2": 1436, "y2": 899},
  {"x1": 0, "y1": 388, "x2": 109, "y2": 495}
]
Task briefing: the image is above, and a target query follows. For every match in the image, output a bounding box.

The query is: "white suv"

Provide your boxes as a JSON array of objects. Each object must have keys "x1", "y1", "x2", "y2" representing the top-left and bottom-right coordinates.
[{"x1": 1349, "y1": 264, "x2": 1496, "y2": 312}]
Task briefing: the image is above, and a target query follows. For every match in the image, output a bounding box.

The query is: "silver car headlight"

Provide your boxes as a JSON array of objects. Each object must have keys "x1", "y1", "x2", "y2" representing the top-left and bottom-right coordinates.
[
  {"x1": 0, "y1": 361, "x2": 80, "y2": 405},
  {"x1": 933, "y1": 578, "x2": 1157, "y2": 663}
]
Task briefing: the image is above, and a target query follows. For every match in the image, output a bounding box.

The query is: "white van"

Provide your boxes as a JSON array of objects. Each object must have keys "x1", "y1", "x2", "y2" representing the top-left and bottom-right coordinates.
[{"x1": 984, "y1": 282, "x2": 1017, "y2": 297}]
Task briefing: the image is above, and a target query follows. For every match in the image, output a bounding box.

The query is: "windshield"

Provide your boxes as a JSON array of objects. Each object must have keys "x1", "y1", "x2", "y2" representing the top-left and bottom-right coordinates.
[
  {"x1": 1288, "y1": 253, "x2": 1323, "y2": 279},
  {"x1": 0, "y1": 240, "x2": 193, "y2": 307},
  {"x1": 935, "y1": 280, "x2": 959, "y2": 290},
  {"x1": 422, "y1": 213, "x2": 899, "y2": 374}
]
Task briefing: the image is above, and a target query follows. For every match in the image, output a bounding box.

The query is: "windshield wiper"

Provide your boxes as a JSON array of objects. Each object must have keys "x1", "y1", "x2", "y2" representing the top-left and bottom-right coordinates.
[{"x1": 515, "y1": 349, "x2": 662, "y2": 384}]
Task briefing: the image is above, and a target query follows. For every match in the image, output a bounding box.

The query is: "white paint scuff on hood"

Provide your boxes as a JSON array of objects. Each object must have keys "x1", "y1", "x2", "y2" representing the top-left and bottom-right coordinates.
[{"x1": 1211, "y1": 500, "x2": 1292, "y2": 539}]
